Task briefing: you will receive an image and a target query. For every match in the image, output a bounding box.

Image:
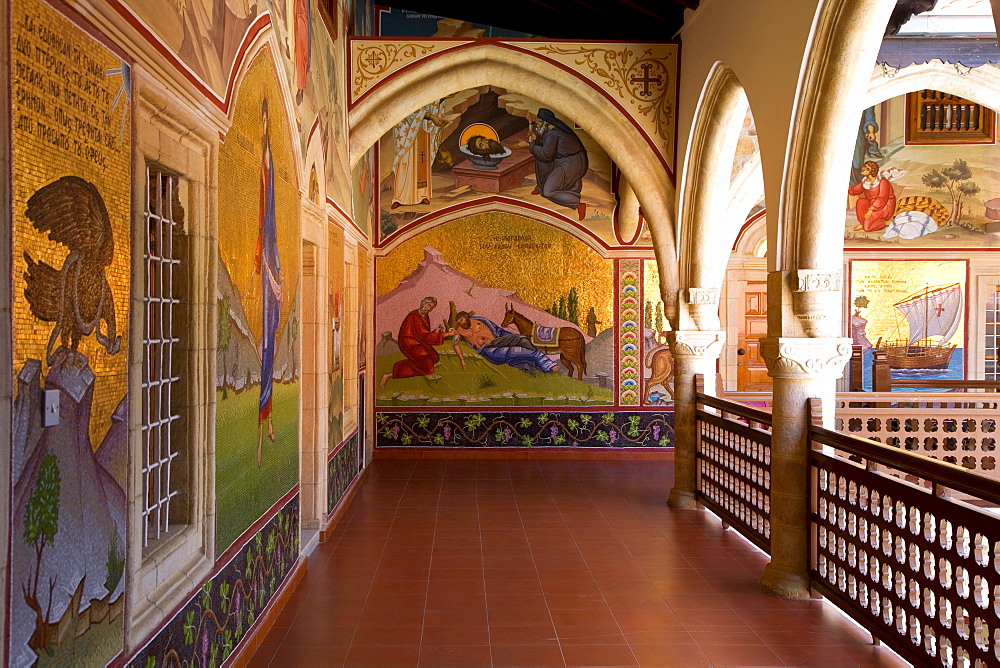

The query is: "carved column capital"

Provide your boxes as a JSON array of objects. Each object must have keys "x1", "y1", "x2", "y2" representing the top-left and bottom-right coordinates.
[
  {"x1": 686, "y1": 288, "x2": 721, "y2": 330},
  {"x1": 759, "y1": 337, "x2": 852, "y2": 380},
  {"x1": 668, "y1": 330, "x2": 726, "y2": 359},
  {"x1": 793, "y1": 269, "x2": 842, "y2": 292},
  {"x1": 791, "y1": 270, "x2": 843, "y2": 337},
  {"x1": 687, "y1": 288, "x2": 720, "y2": 305}
]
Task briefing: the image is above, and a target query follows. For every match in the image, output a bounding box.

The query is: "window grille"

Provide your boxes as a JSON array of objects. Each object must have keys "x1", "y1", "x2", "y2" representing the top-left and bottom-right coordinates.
[
  {"x1": 906, "y1": 90, "x2": 996, "y2": 145},
  {"x1": 142, "y1": 168, "x2": 182, "y2": 547},
  {"x1": 987, "y1": 285, "x2": 1000, "y2": 381}
]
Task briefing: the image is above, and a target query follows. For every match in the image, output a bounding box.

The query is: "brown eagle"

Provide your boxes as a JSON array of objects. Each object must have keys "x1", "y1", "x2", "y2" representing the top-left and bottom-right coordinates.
[{"x1": 22, "y1": 176, "x2": 122, "y2": 365}]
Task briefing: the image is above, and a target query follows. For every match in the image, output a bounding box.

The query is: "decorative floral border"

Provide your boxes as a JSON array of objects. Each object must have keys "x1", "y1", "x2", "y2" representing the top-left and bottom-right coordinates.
[
  {"x1": 327, "y1": 432, "x2": 362, "y2": 516},
  {"x1": 375, "y1": 411, "x2": 673, "y2": 448},
  {"x1": 128, "y1": 496, "x2": 300, "y2": 668},
  {"x1": 619, "y1": 260, "x2": 641, "y2": 406}
]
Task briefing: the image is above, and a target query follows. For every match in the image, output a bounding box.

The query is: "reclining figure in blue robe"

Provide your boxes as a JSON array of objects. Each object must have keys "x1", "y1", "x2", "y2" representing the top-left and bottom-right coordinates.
[{"x1": 453, "y1": 312, "x2": 557, "y2": 375}]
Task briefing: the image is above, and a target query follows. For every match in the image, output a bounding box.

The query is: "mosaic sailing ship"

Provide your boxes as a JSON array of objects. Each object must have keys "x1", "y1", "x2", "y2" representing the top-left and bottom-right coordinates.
[{"x1": 877, "y1": 283, "x2": 962, "y2": 369}]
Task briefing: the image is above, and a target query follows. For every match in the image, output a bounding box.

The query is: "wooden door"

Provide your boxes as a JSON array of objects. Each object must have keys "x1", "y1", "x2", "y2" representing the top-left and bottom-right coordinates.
[{"x1": 737, "y1": 282, "x2": 771, "y2": 391}]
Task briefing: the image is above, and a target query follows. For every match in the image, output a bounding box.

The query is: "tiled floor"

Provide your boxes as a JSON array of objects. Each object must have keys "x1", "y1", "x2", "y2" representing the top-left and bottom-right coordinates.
[{"x1": 249, "y1": 459, "x2": 909, "y2": 667}]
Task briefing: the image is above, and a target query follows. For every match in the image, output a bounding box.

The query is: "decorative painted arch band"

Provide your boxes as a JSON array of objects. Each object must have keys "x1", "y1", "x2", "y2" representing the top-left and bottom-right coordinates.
[
  {"x1": 348, "y1": 38, "x2": 679, "y2": 178},
  {"x1": 374, "y1": 196, "x2": 636, "y2": 257}
]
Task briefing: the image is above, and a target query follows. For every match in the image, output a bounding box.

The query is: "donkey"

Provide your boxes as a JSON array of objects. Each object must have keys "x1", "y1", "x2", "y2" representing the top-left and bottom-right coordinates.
[{"x1": 499, "y1": 303, "x2": 588, "y2": 380}]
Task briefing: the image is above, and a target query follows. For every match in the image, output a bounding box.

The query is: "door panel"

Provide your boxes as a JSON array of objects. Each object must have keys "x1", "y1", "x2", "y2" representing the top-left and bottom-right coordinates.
[{"x1": 737, "y1": 282, "x2": 771, "y2": 391}]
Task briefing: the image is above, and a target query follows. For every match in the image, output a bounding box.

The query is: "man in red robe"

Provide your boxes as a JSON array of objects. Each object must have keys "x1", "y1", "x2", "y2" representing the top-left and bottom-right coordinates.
[
  {"x1": 848, "y1": 160, "x2": 896, "y2": 233},
  {"x1": 380, "y1": 297, "x2": 456, "y2": 387}
]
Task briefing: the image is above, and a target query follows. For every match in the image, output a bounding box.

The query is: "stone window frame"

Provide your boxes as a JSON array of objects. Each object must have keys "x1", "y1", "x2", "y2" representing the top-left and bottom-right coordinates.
[{"x1": 126, "y1": 72, "x2": 216, "y2": 647}]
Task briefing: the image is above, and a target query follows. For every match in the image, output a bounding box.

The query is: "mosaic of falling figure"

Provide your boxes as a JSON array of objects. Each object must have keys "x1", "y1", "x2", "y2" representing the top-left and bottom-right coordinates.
[{"x1": 22, "y1": 175, "x2": 122, "y2": 364}]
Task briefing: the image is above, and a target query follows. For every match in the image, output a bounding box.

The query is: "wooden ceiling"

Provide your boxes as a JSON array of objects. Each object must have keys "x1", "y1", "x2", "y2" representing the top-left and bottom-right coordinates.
[{"x1": 379, "y1": 1, "x2": 697, "y2": 41}]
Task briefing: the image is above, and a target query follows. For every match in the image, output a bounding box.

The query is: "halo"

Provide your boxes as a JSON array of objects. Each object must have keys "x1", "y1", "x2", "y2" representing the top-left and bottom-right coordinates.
[{"x1": 460, "y1": 123, "x2": 499, "y2": 145}]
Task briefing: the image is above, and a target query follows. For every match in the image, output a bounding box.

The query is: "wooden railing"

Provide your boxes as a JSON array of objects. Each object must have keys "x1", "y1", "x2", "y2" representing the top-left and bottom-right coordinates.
[
  {"x1": 690, "y1": 379, "x2": 1000, "y2": 665},
  {"x1": 694, "y1": 377, "x2": 772, "y2": 553},
  {"x1": 835, "y1": 392, "x2": 1000, "y2": 481},
  {"x1": 809, "y1": 400, "x2": 1000, "y2": 667}
]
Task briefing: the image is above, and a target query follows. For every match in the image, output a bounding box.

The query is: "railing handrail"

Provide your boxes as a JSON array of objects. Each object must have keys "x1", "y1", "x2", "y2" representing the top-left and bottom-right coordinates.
[
  {"x1": 836, "y1": 391, "x2": 1000, "y2": 402},
  {"x1": 809, "y1": 402, "x2": 1000, "y2": 506},
  {"x1": 889, "y1": 379, "x2": 1000, "y2": 390},
  {"x1": 695, "y1": 391, "x2": 773, "y2": 426}
]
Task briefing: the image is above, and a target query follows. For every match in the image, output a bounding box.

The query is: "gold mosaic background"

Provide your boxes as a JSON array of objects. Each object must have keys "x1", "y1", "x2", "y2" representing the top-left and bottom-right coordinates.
[
  {"x1": 329, "y1": 222, "x2": 345, "y2": 449},
  {"x1": 12, "y1": 0, "x2": 132, "y2": 449},
  {"x1": 218, "y1": 46, "x2": 300, "y2": 339},
  {"x1": 850, "y1": 260, "x2": 967, "y2": 346},
  {"x1": 376, "y1": 213, "x2": 613, "y2": 325},
  {"x1": 358, "y1": 244, "x2": 370, "y2": 367}
]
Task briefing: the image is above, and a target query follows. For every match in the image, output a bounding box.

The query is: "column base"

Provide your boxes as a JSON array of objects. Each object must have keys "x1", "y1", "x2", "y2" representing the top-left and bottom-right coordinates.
[
  {"x1": 760, "y1": 563, "x2": 814, "y2": 599},
  {"x1": 667, "y1": 488, "x2": 697, "y2": 509}
]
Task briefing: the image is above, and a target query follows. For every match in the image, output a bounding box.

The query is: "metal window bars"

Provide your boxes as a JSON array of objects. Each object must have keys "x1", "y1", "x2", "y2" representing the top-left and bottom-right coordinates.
[{"x1": 141, "y1": 167, "x2": 182, "y2": 548}]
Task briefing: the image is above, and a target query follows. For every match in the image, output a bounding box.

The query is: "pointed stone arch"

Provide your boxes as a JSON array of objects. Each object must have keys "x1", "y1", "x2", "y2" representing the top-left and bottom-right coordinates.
[
  {"x1": 347, "y1": 43, "x2": 678, "y2": 312},
  {"x1": 865, "y1": 60, "x2": 1000, "y2": 112},
  {"x1": 778, "y1": 0, "x2": 895, "y2": 337},
  {"x1": 675, "y1": 62, "x2": 750, "y2": 329}
]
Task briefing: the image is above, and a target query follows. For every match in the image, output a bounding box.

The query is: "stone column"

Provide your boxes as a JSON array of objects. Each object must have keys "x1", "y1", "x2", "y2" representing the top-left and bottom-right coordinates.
[
  {"x1": 667, "y1": 329, "x2": 725, "y2": 509},
  {"x1": 759, "y1": 336, "x2": 851, "y2": 598}
]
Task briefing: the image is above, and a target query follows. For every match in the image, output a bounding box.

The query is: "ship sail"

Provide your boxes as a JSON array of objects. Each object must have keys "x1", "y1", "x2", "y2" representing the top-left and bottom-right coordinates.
[{"x1": 894, "y1": 283, "x2": 962, "y2": 347}]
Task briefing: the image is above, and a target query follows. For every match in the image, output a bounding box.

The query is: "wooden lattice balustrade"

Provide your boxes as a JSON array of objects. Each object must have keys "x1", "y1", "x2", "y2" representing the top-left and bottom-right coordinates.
[
  {"x1": 811, "y1": 401, "x2": 1000, "y2": 668},
  {"x1": 690, "y1": 380, "x2": 1000, "y2": 666},
  {"x1": 694, "y1": 380, "x2": 772, "y2": 552},
  {"x1": 836, "y1": 393, "x2": 1000, "y2": 480}
]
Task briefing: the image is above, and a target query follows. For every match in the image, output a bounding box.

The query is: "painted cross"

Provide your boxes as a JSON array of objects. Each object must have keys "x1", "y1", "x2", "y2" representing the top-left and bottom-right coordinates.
[
  {"x1": 935, "y1": 304, "x2": 946, "y2": 316},
  {"x1": 629, "y1": 63, "x2": 663, "y2": 98},
  {"x1": 364, "y1": 50, "x2": 384, "y2": 69}
]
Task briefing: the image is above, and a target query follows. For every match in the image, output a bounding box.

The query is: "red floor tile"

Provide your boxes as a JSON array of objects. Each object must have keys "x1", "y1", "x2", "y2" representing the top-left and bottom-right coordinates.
[
  {"x1": 247, "y1": 459, "x2": 909, "y2": 668},
  {"x1": 490, "y1": 642, "x2": 565, "y2": 666}
]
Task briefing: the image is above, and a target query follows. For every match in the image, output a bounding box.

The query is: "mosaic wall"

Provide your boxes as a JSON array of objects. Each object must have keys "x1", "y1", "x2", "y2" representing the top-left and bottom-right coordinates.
[
  {"x1": 375, "y1": 87, "x2": 628, "y2": 248},
  {"x1": 845, "y1": 95, "x2": 1000, "y2": 248},
  {"x1": 329, "y1": 223, "x2": 345, "y2": 449},
  {"x1": 327, "y1": 432, "x2": 362, "y2": 515},
  {"x1": 643, "y1": 259, "x2": 674, "y2": 406},
  {"x1": 849, "y1": 260, "x2": 968, "y2": 389},
  {"x1": 618, "y1": 260, "x2": 641, "y2": 406},
  {"x1": 352, "y1": 146, "x2": 375, "y2": 237},
  {"x1": 123, "y1": 0, "x2": 261, "y2": 98},
  {"x1": 128, "y1": 495, "x2": 300, "y2": 668},
  {"x1": 264, "y1": 0, "x2": 353, "y2": 207},
  {"x1": 215, "y1": 47, "x2": 301, "y2": 555},
  {"x1": 126, "y1": 0, "x2": 353, "y2": 208},
  {"x1": 358, "y1": 244, "x2": 370, "y2": 370},
  {"x1": 9, "y1": 0, "x2": 131, "y2": 663},
  {"x1": 376, "y1": 411, "x2": 674, "y2": 448},
  {"x1": 375, "y1": 213, "x2": 615, "y2": 409}
]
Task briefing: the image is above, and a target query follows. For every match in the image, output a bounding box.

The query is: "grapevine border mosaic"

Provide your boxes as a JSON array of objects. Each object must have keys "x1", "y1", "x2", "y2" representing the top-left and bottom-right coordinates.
[
  {"x1": 375, "y1": 411, "x2": 674, "y2": 448},
  {"x1": 327, "y1": 432, "x2": 362, "y2": 516},
  {"x1": 128, "y1": 494, "x2": 300, "y2": 667}
]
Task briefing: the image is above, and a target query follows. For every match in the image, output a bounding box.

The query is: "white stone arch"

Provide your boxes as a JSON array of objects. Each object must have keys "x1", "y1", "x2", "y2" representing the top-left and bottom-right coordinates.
[
  {"x1": 864, "y1": 60, "x2": 1000, "y2": 111},
  {"x1": 347, "y1": 43, "x2": 678, "y2": 314},
  {"x1": 778, "y1": 0, "x2": 896, "y2": 337},
  {"x1": 675, "y1": 62, "x2": 750, "y2": 329}
]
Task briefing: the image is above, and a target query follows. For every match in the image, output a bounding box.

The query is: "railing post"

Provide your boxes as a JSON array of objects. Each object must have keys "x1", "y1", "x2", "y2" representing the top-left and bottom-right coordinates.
[
  {"x1": 667, "y1": 331, "x2": 725, "y2": 510},
  {"x1": 759, "y1": 337, "x2": 851, "y2": 599},
  {"x1": 849, "y1": 345, "x2": 864, "y2": 392},
  {"x1": 806, "y1": 397, "x2": 823, "y2": 595},
  {"x1": 872, "y1": 348, "x2": 891, "y2": 392}
]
